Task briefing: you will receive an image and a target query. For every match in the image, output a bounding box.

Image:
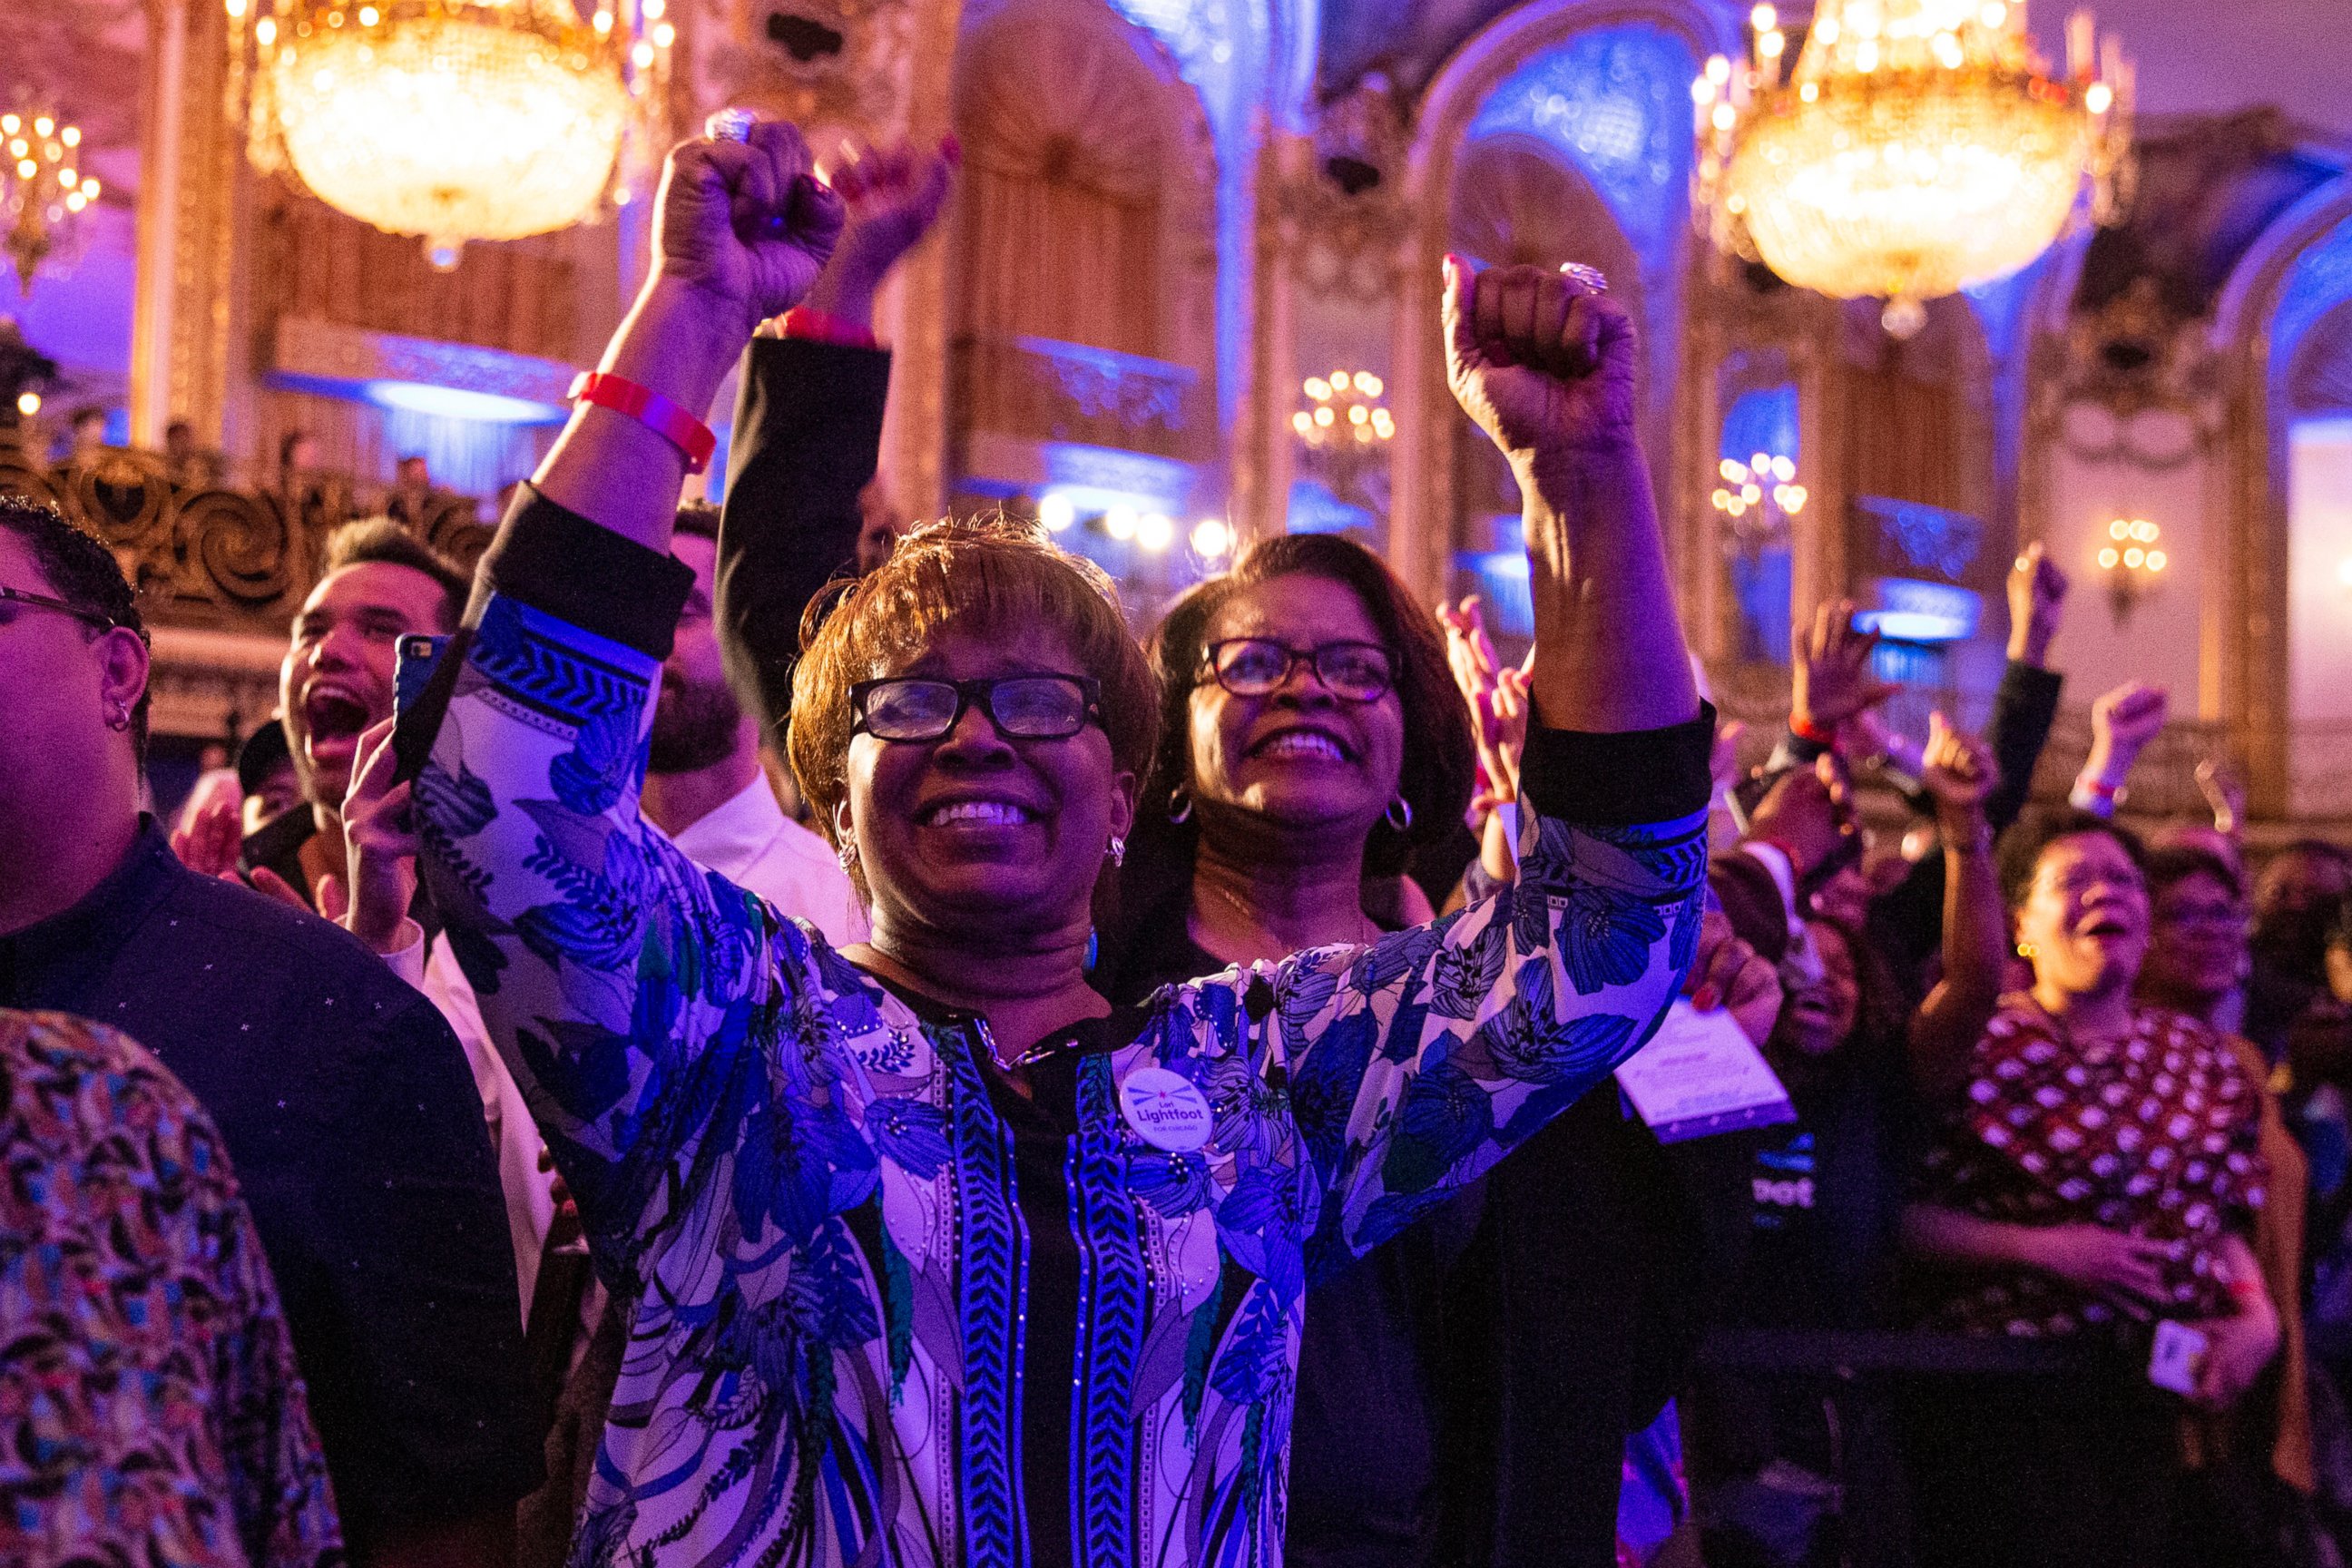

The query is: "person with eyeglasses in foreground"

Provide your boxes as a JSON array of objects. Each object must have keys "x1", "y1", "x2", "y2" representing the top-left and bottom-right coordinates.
[
  {"x1": 390, "y1": 115, "x2": 1711, "y2": 1566},
  {"x1": 0, "y1": 495, "x2": 539, "y2": 1567}
]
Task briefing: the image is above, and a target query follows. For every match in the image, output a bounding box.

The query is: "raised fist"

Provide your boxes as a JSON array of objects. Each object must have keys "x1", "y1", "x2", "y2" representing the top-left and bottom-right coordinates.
[
  {"x1": 1444, "y1": 256, "x2": 1637, "y2": 465},
  {"x1": 653, "y1": 119, "x2": 846, "y2": 339}
]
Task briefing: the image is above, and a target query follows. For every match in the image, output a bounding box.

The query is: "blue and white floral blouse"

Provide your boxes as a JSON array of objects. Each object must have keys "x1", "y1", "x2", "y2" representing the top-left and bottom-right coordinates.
[{"x1": 407, "y1": 494, "x2": 1714, "y2": 1568}]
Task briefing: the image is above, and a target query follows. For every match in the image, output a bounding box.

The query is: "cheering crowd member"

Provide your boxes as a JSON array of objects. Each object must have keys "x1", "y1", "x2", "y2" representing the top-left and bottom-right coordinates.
[
  {"x1": 392, "y1": 115, "x2": 1710, "y2": 1564},
  {"x1": 0, "y1": 496, "x2": 539, "y2": 1566}
]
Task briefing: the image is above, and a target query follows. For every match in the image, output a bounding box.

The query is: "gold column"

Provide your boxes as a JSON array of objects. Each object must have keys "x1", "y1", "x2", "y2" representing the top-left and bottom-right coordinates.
[{"x1": 131, "y1": 0, "x2": 240, "y2": 452}]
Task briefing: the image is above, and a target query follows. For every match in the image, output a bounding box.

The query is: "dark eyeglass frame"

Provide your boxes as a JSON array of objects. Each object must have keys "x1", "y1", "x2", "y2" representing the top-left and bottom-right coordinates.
[
  {"x1": 849, "y1": 673, "x2": 1105, "y2": 743},
  {"x1": 0, "y1": 583, "x2": 118, "y2": 632},
  {"x1": 1198, "y1": 637, "x2": 1399, "y2": 702}
]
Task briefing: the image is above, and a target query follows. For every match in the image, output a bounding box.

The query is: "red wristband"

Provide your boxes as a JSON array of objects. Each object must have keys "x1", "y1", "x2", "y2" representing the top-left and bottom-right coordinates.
[
  {"x1": 1789, "y1": 712, "x2": 1836, "y2": 745},
  {"x1": 2081, "y1": 775, "x2": 2121, "y2": 800},
  {"x1": 779, "y1": 306, "x2": 880, "y2": 349},
  {"x1": 567, "y1": 371, "x2": 716, "y2": 475}
]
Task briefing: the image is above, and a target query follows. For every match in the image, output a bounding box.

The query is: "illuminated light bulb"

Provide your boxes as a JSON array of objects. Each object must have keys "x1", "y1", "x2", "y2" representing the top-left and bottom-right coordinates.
[
  {"x1": 2099, "y1": 547, "x2": 2120, "y2": 569},
  {"x1": 57, "y1": 168, "x2": 74, "y2": 188},
  {"x1": 2122, "y1": 547, "x2": 2144, "y2": 568},
  {"x1": 1798, "y1": 80, "x2": 1818, "y2": 101},
  {"x1": 1191, "y1": 518, "x2": 1231, "y2": 558},
  {"x1": 1348, "y1": 404, "x2": 1368, "y2": 426},
  {"x1": 1815, "y1": 14, "x2": 1838, "y2": 43},
  {"x1": 612, "y1": 186, "x2": 630, "y2": 205},
  {"x1": 642, "y1": 0, "x2": 663, "y2": 14},
  {"x1": 1711, "y1": 487, "x2": 1732, "y2": 509},
  {"x1": 1857, "y1": 39, "x2": 1879, "y2": 71},
  {"x1": 2085, "y1": 82, "x2": 2112, "y2": 113},
  {"x1": 1038, "y1": 493, "x2": 1075, "y2": 533},
  {"x1": 1304, "y1": 377, "x2": 1330, "y2": 401},
  {"x1": 1712, "y1": 102, "x2": 1737, "y2": 132},
  {"x1": 2146, "y1": 551, "x2": 2166, "y2": 572},
  {"x1": 1693, "y1": 76, "x2": 1717, "y2": 104},
  {"x1": 2132, "y1": 520, "x2": 2157, "y2": 543},
  {"x1": 2109, "y1": 519, "x2": 2130, "y2": 540},
  {"x1": 1751, "y1": 3, "x2": 1776, "y2": 30},
  {"x1": 1137, "y1": 512, "x2": 1174, "y2": 551},
  {"x1": 1726, "y1": 497, "x2": 1749, "y2": 518},
  {"x1": 7, "y1": 139, "x2": 24, "y2": 159},
  {"x1": 631, "y1": 39, "x2": 654, "y2": 66},
  {"x1": 1751, "y1": 451, "x2": 1771, "y2": 473},
  {"x1": 255, "y1": 15, "x2": 276, "y2": 40},
  {"x1": 15, "y1": 161, "x2": 34, "y2": 181},
  {"x1": 3, "y1": 116, "x2": 19, "y2": 136},
  {"x1": 1330, "y1": 371, "x2": 1352, "y2": 392},
  {"x1": 358, "y1": 5, "x2": 377, "y2": 20},
  {"x1": 1313, "y1": 406, "x2": 1335, "y2": 427},
  {"x1": 61, "y1": 127, "x2": 78, "y2": 147},
  {"x1": 652, "y1": 21, "x2": 673, "y2": 45},
  {"x1": 1741, "y1": 483, "x2": 1762, "y2": 505},
  {"x1": 64, "y1": 191, "x2": 85, "y2": 211},
  {"x1": 1103, "y1": 505, "x2": 1139, "y2": 541},
  {"x1": 1352, "y1": 425, "x2": 1374, "y2": 444},
  {"x1": 1356, "y1": 373, "x2": 1382, "y2": 397},
  {"x1": 1720, "y1": 458, "x2": 1743, "y2": 481},
  {"x1": 1706, "y1": 54, "x2": 1732, "y2": 83},
  {"x1": 229, "y1": 0, "x2": 249, "y2": 16},
  {"x1": 33, "y1": 118, "x2": 53, "y2": 139},
  {"x1": 1291, "y1": 411, "x2": 1314, "y2": 436},
  {"x1": 1770, "y1": 455, "x2": 1794, "y2": 481},
  {"x1": 1782, "y1": 485, "x2": 1807, "y2": 513},
  {"x1": 15, "y1": 391, "x2": 39, "y2": 416},
  {"x1": 1980, "y1": 1, "x2": 2006, "y2": 25},
  {"x1": 592, "y1": 9, "x2": 611, "y2": 29},
  {"x1": 1759, "y1": 30, "x2": 1785, "y2": 57}
]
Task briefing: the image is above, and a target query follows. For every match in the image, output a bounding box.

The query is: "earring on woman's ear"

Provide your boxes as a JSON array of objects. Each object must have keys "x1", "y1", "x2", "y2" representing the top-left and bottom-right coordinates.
[
  {"x1": 1167, "y1": 788, "x2": 1192, "y2": 826},
  {"x1": 1107, "y1": 835, "x2": 1127, "y2": 867},
  {"x1": 834, "y1": 807, "x2": 857, "y2": 871},
  {"x1": 1385, "y1": 796, "x2": 1414, "y2": 831}
]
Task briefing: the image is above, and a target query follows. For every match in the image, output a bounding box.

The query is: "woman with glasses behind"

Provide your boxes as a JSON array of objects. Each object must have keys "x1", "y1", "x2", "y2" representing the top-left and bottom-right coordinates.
[{"x1": 398, "y1": 123, "x2": 1714, "y2": 1567}]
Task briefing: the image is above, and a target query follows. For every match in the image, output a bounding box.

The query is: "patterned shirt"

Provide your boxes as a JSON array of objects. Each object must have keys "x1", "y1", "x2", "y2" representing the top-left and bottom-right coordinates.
[
  {"x1": 1917, "y1": 997, "x2": 2268, "y2": 1338},
  {"x1": 406, "y1": 494, "x2": 1713, "y2": 1568},
  {"x1": 0, "y1": 1010, "x2": 343, "y2": 1568}
]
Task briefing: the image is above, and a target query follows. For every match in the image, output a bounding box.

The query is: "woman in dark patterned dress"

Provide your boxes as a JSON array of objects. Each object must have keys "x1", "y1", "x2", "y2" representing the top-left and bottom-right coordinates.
[{"x1": 1899, "y1": 809, "x2": 2278, "y2": 1568}]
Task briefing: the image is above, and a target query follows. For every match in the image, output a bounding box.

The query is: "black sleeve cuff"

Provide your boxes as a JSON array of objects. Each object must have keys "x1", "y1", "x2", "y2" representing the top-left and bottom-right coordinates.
[
  {"x1": 467, "y1": 483, "x2": 696, "y2": 659},
  {"x1": 1995, "y1": 659, "x2": 2063, "y2": 720},
  {"x1": 1518, "y1": 703, "x2": 1717, "y2": 828}
]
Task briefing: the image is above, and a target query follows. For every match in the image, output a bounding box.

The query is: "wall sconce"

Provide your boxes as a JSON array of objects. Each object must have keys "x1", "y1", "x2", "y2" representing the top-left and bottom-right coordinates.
[
  {"x1": 1292, "y1": 370, "x2": 1394, "y2": 450},
  {"x1": 2097, "y1": 516, "x2": 2167, "y2": 620},
  {"x1": 1710, "y1": 450, "x2": 1806, "y2": 554}
]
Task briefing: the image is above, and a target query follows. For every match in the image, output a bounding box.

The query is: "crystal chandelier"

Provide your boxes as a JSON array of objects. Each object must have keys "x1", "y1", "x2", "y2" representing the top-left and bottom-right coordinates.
[
  {"x1": 1695, "y1": 0, "x2": 2132, "y2": 337},
  {"x1": 234, "y1": 0, "x2": 672, "y2": 269},
  {"x1": 3, "y1": 112, "x2": 103, "y2": 295}
]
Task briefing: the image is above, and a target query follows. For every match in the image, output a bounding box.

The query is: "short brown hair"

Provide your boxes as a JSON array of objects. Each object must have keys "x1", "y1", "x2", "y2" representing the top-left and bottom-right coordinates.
[
  {"x1": 787, "y1": 515, "x2": 1160, "y2": 850},
  {"x1": 319, "y1": 519, "x2": 467, "y2": 630},
  {"x1": 1141, "y1": 533, "x2": 1475, "y2": 877}
]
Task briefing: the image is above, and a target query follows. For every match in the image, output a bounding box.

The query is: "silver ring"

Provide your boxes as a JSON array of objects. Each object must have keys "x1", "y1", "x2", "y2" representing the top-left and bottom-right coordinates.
[
  {"x1": 705, "y1": 108, "x2": 758, "y2": 143},
  {"x1": 1558, "y1": 261, "x2": 1609, "y2": 295}
]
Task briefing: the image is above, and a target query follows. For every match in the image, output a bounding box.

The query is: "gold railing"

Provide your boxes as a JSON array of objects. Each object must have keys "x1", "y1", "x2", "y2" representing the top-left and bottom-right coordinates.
[{"x1": 0, "y1": 434, "x2": 493, "y2": 637}]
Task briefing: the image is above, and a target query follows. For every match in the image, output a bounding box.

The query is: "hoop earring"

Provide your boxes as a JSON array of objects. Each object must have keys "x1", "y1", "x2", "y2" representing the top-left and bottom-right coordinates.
[
  {"x1": 833, "y1": 806, "x2": 857, "y2": 871},
  {"x1": 1106, "y1": 835, "x2": 1127, "y2": 867},
  {"x1": 1167, "y1": 788, "x2": 1192, "y2": 826},
  {"x1": 104, "y1": 705, "x2": 131, "y2": 733},
  {"x1": 1385, "y1": 796, "x2": 1414, "y2": 831}
]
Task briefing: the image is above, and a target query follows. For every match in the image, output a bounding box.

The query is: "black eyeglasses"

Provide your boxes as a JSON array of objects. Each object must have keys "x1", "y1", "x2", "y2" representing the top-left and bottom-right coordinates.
[
  {"x1": 0, "y1": 584, "x2": 117, "y2": 632},
  {"x1": 1200, "y1": 638, "x2": 1397, "y2": 702},
  {"x1": 850, "y1": 674, "x2": 1104, "y2": 743}
]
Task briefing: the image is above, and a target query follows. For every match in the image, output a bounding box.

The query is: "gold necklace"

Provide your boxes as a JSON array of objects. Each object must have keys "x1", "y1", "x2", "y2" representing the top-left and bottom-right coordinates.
[{"x1": 1195, "y1": 873, "x2": 1378, "y2": 952}]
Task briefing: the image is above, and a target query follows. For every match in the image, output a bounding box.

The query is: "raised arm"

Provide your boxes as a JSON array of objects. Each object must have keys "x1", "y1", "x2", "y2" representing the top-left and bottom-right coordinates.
[
  {"x1": 719, "y1": 140, "x2": 955, "y2": 730},
  {"x1": 1906, "y1": 713, "x2": 2006, "y2": 1103},
  {"x1": 400, "y1": 128, "x2": 847, "y2": 1261},
  {"x1": 1286, "y1": 260, "x2": 1712, "y2": 1264}
]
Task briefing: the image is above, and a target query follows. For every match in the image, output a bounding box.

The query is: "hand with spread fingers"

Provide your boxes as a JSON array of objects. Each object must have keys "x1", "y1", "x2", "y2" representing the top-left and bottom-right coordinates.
[{"x1": 1791, "y1": 599, "x2": 1897, "y2": 736}]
